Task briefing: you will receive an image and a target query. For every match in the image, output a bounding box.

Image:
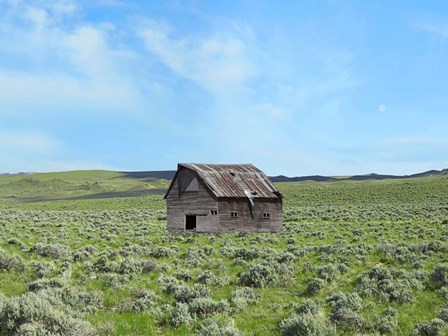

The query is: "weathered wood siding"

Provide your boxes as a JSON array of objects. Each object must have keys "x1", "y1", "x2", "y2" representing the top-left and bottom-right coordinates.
[
  {"x1": 166, "y1": 169, "x2": 218, "y2": 232},
  {"x1": 217, "y1": 199, "x2": 282, "y2": 233}
]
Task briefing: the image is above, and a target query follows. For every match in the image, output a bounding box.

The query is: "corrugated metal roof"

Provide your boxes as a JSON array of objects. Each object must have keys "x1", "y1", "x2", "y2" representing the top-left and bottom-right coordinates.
[{"x1": 179, "y1": 163, "x2": 282, "y2": 199}]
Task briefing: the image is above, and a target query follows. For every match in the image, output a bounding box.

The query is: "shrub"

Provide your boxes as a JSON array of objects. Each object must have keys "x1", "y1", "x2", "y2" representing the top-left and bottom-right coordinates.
[
  {"x1": 302, "y1": 262, "x2": 314, "y2": 273},
  {"x1": 132, "y1": 289, "x2": 160, "y2": 312},
  {"x1": 101, "y1": 273, "x2": 131, "y2": 288},
  {"x1": 240, "y1": 264, "x2": 278, "y2": 288},
  {"x1": 0, "y1": 293, "x2": 5, "y2": 312},
  {"x1": 0, "y1": 249, "x2": 25, "y2": 273},
  {"x1": 412, "y1": 318, "x2": 446, "y2": 336},
  {"x1": 293, "y1": 299, "x2": 320, "y2": 316},
  {"x1": 432, "y1": 264, "x2": 448, "y2": 288},
  {"x1": 439, "y1": 287, "x2": 448, "y2": 306},
  {"x1": 77, "y1": 290, "x2": 103, "y2": 314},
  {"x1": 28, "y1": 278, "x2": 66, "y2": 292},
  {"x1": 185, "y1": 249, "x2": 206, "y2": 267},
  {"x1": 229, "y1": 287, "x2": 259, "y2": 312},
  {"x1": 275, "y1": 252, "x2": 296, "y2": 264},
  {"x1": 140, "y1": 259, "x2": 157, "y2": 273},
  {"x1": 174, "y1": 270, "x2": 193, "y2": 282},
  {"x1": 73, "y1": 245, "x2": 98, "y2": 261},
  {"x1": 0, "y1": 290, "x2": 97, "y2": 335},
  {"x1": 357, "y1": 265, "x2": 420, "y2": 303},
  {"x1": 326, "y1": 292, "x2": 364, "y2": 331},
  {"x1": 7, "y1": 238, "x2": 27, "y2": 250},
  {"x1": 170, "y1": 302, "x2": 192, "y2": 328},
  {"x1": 316, "y1": 265, "x2": 339, "y2": 283},
  {"x1": 306, "y1": 278, "x2": 325, "y2": 295},
  {"x1": 32, "y1": 243, "x2": 69, "y2": 259},
  {"x1": 158, "y1": 275, "x2": 180, "y2": 291},
  {"x1": 375, "y1": 307, "x2": 398, "y2": 334},
  {"x1": 171, "y1": 284, "x2": 211, "y2": 303},
  {"x1": 188, "y1": 298, "x2": 229, "y2": 318},
  {"x1": 437, "y1": 308, "x2": 448, "y2": 323},
  {"x1": 150, "y1": 246, "x2": 177, "y2": 258},
  {"x1": 230, "y1": 287, "x2": 259, "y2": 304},
  {"x1": 195, "y1": 316, "x2": 240, "y2": 336},
  {"x1": 279, "y1": 313, "x2": 337, "y2": 336},
  {"x1": 234, "y1": 248, "x2": 260, "y2": 260},
  {"x1": 30, "y1": 261, "x2": 54, "y2": 279},
  {"x1": 119, "y1": 258, "x2": 143, "y2": 276},
  {"x1": 198, "y1": 270, "x2": 224, "y2": 286}
]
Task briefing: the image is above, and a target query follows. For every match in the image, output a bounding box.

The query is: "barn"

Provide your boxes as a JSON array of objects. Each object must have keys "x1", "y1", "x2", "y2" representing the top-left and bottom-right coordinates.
[{"x1": 164, "y1": 163, "x2": 283, "y2": 232}]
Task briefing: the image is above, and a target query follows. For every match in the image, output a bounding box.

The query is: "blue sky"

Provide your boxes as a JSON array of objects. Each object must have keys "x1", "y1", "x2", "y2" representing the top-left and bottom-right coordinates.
[{"x1": 1, "y1": 0, "x2": 448, "y2": 176}]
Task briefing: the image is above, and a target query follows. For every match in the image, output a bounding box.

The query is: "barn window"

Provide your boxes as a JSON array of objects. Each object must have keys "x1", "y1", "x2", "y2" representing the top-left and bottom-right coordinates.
[
  {"x1": 263, "y1": 212, "x2": 270, "y2": 219},
  {"x1": 185, "y1": 177, "x2": 199, "y2": 192},
  {"x1": 231, "y1": 211, "x2": 238, "y2": 218},
  {"x1": 211, "y1": 210, "x2": 218, "y2": 215}
]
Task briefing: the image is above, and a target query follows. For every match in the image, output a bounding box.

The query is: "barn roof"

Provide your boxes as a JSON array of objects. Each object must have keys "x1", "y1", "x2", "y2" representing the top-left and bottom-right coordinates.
[{"x1": 165, "y1": 163, "x2": 282, "y2": 199}]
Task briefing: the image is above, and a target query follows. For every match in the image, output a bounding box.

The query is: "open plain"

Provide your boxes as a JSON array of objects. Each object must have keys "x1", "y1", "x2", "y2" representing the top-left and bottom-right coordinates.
[{"x1": 0, "y1": 171, "x2": 448, "y2": 335}]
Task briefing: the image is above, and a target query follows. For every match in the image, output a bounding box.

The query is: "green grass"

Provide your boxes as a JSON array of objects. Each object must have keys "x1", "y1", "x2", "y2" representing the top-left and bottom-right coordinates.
[
  {"x1": 0, "y1": 173, "x2": 448, "y2": 335},
  {"x1": 0, "y1": 170, "x2": 170, "y2": 205}
]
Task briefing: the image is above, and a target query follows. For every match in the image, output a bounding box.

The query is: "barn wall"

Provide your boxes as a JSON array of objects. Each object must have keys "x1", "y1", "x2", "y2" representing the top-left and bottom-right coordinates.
[
  {"x1": 166, "y1": 169, "x2": 218, "y2": 232},
  {"x1": 254, "y1": 199, "x2": 283, "y2": 232},
  {"x1": 217, "y1": 199, "x2": 282, "y2": 232}
]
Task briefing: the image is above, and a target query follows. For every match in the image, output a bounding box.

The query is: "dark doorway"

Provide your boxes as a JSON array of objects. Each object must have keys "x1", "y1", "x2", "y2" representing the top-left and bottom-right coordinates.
[{"x1": 185, "y1": 215, "x2": 196, "y2": 231}]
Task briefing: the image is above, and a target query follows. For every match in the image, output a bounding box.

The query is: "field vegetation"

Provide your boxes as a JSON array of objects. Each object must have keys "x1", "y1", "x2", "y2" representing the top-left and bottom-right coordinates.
[{"x1": 0, "y1": 171, "x2": 448, "y2": 335}]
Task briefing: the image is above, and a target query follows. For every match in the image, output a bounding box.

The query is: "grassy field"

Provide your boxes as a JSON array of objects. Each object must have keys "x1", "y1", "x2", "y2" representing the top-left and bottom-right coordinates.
[{"x1": 0, "y1": 171, "x2": 448, "y2": 335}]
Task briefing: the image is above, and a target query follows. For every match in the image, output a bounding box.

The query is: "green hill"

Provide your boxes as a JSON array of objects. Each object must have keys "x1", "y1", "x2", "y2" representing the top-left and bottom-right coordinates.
[
  {"x1": 0, "y1": 170, "x2": 171, "y2": 204},
  {"x1": 1, "y1": 168, "x2": 446, "y2": 206}
]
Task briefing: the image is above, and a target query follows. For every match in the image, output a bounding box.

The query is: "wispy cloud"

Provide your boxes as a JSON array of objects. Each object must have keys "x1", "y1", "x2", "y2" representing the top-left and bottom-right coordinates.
[
  {"x1": 0, "y1": 2, "x2": 144, "y2": 117},
  {"x1": 0, "y1": 130, "x2": 61, "y2": 153},
  {"x1": 418, "y1": 20, "x2": 448, "y2": 39},
  {"x1": 0, "y1": 130, "x2": 115, "y2": 173},
  {"x1": 138, "y1": 19, "x2": 257, "y2": 94},
  {"x1": 376, "y1": 137, "x2": 448, "y2": 146}
]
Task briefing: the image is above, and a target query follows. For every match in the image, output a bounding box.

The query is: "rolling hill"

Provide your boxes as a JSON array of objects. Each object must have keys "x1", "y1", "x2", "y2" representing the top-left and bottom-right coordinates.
[
  {"x1": 0, "y1": 168, "x2": 446, "y2": 204},
  {"x1": 0, "y1": 170, "x2": 171, "y2": 204}
]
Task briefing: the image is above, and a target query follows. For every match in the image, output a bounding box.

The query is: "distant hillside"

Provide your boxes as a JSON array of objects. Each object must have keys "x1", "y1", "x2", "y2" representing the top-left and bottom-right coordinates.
[
  {"x1": 0, "y1": 170, "x2": 171, "y2": 204},
  {"x1": 269, "y1": 175, "x2": 338, "y2": 182},
  {"x1": 270, "y1": 168, "x2": 448, "y2": 182},
  {"x1": 119, "y1": 168, "x2": 448, "y2": 183},
  {"x1": 120, "y1": 171, "x2": 176, "y2": 180},
  {"x1": 0, "y1": 168, "x2": 446, "y2": 205},
  {"x1": 4, "y1": 177, "x2": 75, "y2": 191},
  {"x1": 111, "y1": 167, "x2": 448, "y2": 183}
]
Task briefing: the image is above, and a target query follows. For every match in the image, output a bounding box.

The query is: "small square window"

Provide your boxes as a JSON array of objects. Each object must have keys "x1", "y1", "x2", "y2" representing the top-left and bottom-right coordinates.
[
  {"x1": 231, "y1": 211, "x2": 238, "y2": 218},
  {"x1": 211, "y1": 210, "x2": 218, "y2": 215},
  {"x1": 263, "y1": 212, "x2": 270, "y2": 219}
]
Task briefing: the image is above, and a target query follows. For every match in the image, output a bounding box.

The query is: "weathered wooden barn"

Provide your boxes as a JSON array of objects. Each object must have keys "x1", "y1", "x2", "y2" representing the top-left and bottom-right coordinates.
[{"x1": 164, "y1": 163, "x2": 283, "y2": 232}]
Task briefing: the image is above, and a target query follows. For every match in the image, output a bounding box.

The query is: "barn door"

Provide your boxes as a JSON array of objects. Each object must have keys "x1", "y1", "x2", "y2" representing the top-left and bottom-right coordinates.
[{"x1": 185, "y1": 215, "x2": 196, "y2": 231}]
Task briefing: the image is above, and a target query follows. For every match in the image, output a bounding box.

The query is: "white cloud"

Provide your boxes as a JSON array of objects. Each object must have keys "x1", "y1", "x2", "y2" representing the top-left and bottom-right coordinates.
[
  {"x1": 0, "y1": 130, "x2": 61, "y2": 153},
  {"x1": 28, "y1": 160, "x2": 116, "y2": 172},
  {"x1": 418, "y1": 21, "x2": 448, "y2": 39},
  {"x1": 255, "y1": 102, "x2": 289, "y2": 119},
  {"x1": 0, "y1": 2, "x2": 144, "y2": 117},
  {"x1": 95, "y1": 0, "x2": 129, "y2": 8},
  {"x1": 0, "y1": 130, "x2": 116, "y2": 173},
  {"x1": 23, "y1": 7, "x2": 49, "y2": 32},
  {"x1": 63, "y1": 25, "x2": 115, "y2": 77},
  {"x1": 0, "y1": 71, "x2": 138, "y2": 114},
  {"x1": 138, "y1": 20, "x2": 257, "y2": 93},
  {"x1": 376, "y1": 137, "x2": 448, "y2": 146},
  {"x1": 46, "y1": 0, "x2": 77, "y2": 16}
]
